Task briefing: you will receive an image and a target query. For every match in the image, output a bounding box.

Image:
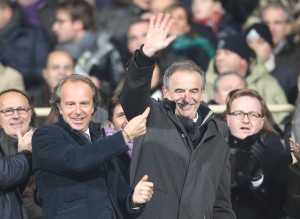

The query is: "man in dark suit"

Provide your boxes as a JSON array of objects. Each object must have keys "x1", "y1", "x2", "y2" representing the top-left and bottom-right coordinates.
[
  {"x1": 121, "y1": 13, "x2": 235, "y2": 219},
  {"x1": 32, "y1": 74, "x2": 153, "y2": 219}
]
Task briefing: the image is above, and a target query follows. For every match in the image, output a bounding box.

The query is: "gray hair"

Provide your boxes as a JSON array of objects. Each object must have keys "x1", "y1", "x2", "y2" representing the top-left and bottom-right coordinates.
[
  {"x1": 163, "y1": 60, "x2": 206, "y2": 90},
  {"x1": 51, "y1": 74, "x2": 101, "y2": 112},
  {"x1": 261, "y1": 1, "x2": 293, "y2": 23},
  {"x1": 213, "y1": 72, "x2": 246, "y2": 92}
]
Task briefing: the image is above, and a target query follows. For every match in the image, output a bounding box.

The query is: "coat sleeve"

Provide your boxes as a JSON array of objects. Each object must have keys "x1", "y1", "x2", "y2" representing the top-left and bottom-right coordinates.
[
  {"x1": 120, "y1": 49, "x2": 156, "y2": 120},
  {"x1": 0, "y1": 152, "x2": 31, "y2": 188},
  {"x1": 213, "y1": 147, "x2": 236, "y2": 219},
  {"x1": 32, "y1": 125, "x2": 128, "y2": 176}
]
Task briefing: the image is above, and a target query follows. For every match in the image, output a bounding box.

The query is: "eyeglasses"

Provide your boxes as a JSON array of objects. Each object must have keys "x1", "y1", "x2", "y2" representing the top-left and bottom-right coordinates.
[
  {"x1": 228, "y1": 111, "x2": 263, "y2": 121},
  {"x1": 0, "y1": 107, "x2": 32, "y2": 117}
]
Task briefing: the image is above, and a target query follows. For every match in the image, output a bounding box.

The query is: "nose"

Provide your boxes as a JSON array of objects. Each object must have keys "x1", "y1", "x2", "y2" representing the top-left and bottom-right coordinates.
[
  {"x1": 74, "y1": 104, "x2": 82, "y2": 115},
  {"x1": 183, "y1": 91, "x2": 191, "y2": 102},
  {"x1": 241, "y1": 114, "x2": 250, "y2": 123},
  {"x1": 11, "y1": 110, "x2": 21, "y2": 118}
]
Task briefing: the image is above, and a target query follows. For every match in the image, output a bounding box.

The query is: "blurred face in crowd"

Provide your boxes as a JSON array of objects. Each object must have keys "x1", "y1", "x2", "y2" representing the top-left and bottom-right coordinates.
[
  {"x1": 0, "y1": 4, "x2": 12, "y2": 28},
  {"x1": 150, "y1": 0, "x2": 175, "y2": 14},
  {"x1": 262, "y1": 7, "x2": 292, "y2": 46},
  {"x1": 52, "y1": 9, "x2": 81, "y2": 43},
  {"x1": 163, "y1": 71, "x2": 203, "y2": 119},
  {"x1": 59, "y1": 81, "x2": 94, "y2": 132},
  {"x1": 169, "y1": 6, "x2": 191, "y2": 36},
  {"x1": 0, "y1": 92, "x2": 32, "y2": 138},
  {"x1": 247, "y1": 37, "x2": 272, "y2": 62},
  {"x1": 213, "y1": 74, "x2": 246, "y2": 105},
  {"x1": 127, "y1": 21, "x2": 149, "y2": 54},
  {"x1": 110, "y1": 104, "x2": 128, "y2": 131},
  {"x1": 192, "y1": 0, "x2": 215, "y2": 20},
  {"x1": 132, "y1": 0, "x2": 151, "y2": 11},
  {"x1": 215, "y1": 49, "x2": 248, "y2": 77},
  {"x1": 43, "y1": 51, "x2": 74, "y2": 92},
  {"x1": 227, "y1": 96, "x2": 264, "y2": 139}
]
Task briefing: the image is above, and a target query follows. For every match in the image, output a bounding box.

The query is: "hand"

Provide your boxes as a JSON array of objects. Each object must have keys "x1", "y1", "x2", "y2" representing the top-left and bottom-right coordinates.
[
  {"x1": 290, "y1": 137, "x2": 300, "y2": 165},
  {"x1": 122, "y1": 107, "x2": 150, "y2": 141},
  {"x1": 132, "y1": 175, "x2": 154, "y2": 205},
  {"x1": 236, "y1": 135, "x2": 264, "y2": 186},
  {"x1": 17, "y1": 128, "x2": 35, "y2": 152},
  {"x1": 143, "y1": 13, "x2": 177, "y2": 57}
]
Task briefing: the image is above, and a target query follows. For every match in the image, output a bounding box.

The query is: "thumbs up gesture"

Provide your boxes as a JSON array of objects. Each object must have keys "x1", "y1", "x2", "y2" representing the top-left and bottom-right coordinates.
[{"x1": 132, "y1": 175, "x2": 154, "y2": 206}]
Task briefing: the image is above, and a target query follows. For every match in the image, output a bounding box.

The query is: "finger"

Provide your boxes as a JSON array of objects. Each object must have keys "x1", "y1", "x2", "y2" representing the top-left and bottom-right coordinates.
[
  {"x1": 160, "y1": 13, "x2": 172, "y2": 30},
  {"x1": 165, "y1": 34, "x2": 177, "y2": 46},
  {"x1": 141, "y1": 107, "x2": 150, "y2": 119},
  {"x1": 140, "y1": 175, "x2": 149, "y2": 182},
  {"x1": 149, "y1": 14, "x2": 155, "y2": 29},
  {"x1": 164, "y1": 16, "x2": 175, "y2": 34},
  {"x1": 155, "y1": 13, "x2": 164, "y2": 28}
]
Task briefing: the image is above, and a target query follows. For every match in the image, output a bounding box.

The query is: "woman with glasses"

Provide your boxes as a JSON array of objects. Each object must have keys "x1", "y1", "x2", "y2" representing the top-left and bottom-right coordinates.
[{"x1": 225, "y1": 88, "x2": 292, "y2": 219}]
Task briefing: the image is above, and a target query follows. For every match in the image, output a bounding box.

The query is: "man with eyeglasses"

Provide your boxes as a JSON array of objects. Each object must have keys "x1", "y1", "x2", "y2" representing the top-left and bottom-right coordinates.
[
  {"x1": 0, "y1": 89, "x2": 42, "y2": 219},
  {"x1": 225, "y1": 88, "x2": 292, "y2": 219}
]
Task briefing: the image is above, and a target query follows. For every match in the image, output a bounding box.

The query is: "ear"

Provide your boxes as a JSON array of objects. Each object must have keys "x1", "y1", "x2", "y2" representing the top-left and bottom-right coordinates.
[
  {"x1": 109, "y1": 121, "x2": 115, "y2": 129},
  {"x1": 162, "y1": 85, "x2": 169, "y2": 98},
  {"x1": 73, "y1": 19, "x2": 84, "y2": 31},
  {"x1": 260, "y1": 117, "x2": 265, "y2": 129},
  {"x1": 42, "y1": 69, "x2": 47, "y2": 80},
  {"x1": 285, "y1": 22, "x2": 293, "y2": 35},
  {"x1": 57, "y1": 104, "x2": 62, "y2": 115}
]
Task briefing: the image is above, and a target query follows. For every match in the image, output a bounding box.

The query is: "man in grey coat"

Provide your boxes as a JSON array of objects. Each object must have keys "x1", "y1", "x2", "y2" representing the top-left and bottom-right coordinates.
[{"x1": 121, "y1": 13, "x2": 235, "y2": 219}]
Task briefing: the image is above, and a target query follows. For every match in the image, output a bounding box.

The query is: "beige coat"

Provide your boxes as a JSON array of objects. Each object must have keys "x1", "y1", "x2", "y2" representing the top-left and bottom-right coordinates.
[{"x1": 0, "y1": 63, "x2": 25, "y2": 92}]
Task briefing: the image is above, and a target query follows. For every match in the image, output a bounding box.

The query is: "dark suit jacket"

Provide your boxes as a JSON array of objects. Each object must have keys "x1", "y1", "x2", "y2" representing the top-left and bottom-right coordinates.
[{"x1": 32, "y1": 116, "x2": 142, "y2": 219}]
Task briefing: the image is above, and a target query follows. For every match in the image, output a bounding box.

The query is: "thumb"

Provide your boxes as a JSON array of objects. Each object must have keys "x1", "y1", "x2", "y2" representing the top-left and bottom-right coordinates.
[
  {"x1": 141, "y1": 107, "x2": 150, "y2": 119},
  {"x1": 140, "y1": 175, "x2": 149, "y2": 182}
]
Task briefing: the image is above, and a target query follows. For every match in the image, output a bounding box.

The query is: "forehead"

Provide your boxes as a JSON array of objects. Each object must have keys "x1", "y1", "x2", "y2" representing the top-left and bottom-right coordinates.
[
  {"x1": 128, "y1": 22, "x2": 149, "y2": 34},
  {"x1": 219, "y1": 75, "x2": 245, "y2": 86},
  {"x1": 61, "y1": 81, "x2": 93, "y2": 99},
  {"x1": 169, "y1": 71, "x2": 202, "y2": 88},
  {"x1": 231, "y1": 96, "x2": 262, "y2": 111},
  {"x1": 47, "y1": 52, "x2": 73, "y2": 66},
  {"x1": 263, "y1": 7, "x2": 286, "y2": 20},
  {"x1": 0, "y1": 92, "x2": 29, "y2": 108},
  {"x1": 56, "y1": 9, "x2": 71, "y2": 18}
]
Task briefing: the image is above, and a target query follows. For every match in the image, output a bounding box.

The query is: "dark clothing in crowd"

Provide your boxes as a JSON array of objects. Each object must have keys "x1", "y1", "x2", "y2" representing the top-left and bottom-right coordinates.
[
  {"x1": 0, "y1": 129, "x2": 36, "y2": 219},
  {"x1": 0, "y1": 8, "x2": 51, "y2": 90},
  {"x1": 32, "y1": 116, "x2": 143, "y2": 219},
  {"x1": 229, "y1": 131, "x2": 291, "y2": 219}
]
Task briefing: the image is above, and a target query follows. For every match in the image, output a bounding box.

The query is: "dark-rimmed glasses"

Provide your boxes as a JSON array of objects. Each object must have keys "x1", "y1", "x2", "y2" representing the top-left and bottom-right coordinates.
[
  {"x1": 0, "y1": 107, "x2": 32, "y2": 117},
  {"x1": 228, "y1": 111, "x2": 263, "y2": 121}
]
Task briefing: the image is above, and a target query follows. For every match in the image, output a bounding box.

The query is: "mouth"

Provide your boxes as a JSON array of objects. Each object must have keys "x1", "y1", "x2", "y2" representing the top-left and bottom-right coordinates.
[{"x1": 240, "y1": 126, "x2": 250, "y2": 131}]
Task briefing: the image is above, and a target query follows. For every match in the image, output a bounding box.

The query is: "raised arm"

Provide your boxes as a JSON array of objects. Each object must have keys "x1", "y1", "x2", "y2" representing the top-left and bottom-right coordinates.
[{"x1": 121, "y1": 13, "x2": 176, "y2": 120}]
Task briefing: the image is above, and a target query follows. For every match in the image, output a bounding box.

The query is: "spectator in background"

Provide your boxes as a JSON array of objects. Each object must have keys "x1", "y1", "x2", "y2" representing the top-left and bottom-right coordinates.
[
  {"x1": 52, "y1": 0, "x2": 124, "y2": 95},
  {"x1": 262, "y1": 1, "x2": 300, "y2": 75},
  {"x1": 0, "y1": 89, "x2": 42, "y2": 219},
  {"x1": 210, "y1": 71, "x2": 246, "y2": 105},
  {"x1": 159, "y1": 3, "x2": 215, "y2": 72},
  {"x1": 284, "y1": 138, "x2": 300, "y2": 218},
  {"x1": 205, "y1": 34, "x2": 288, "y2": 130},
  {"x1": 106, "y1": 95, "x2": 131, "y2": 183},
  {"x1": 244, "y1": 22, "x2": 298, "y2": 105},
  {"x1": 191, "y1": 0, "x2": 239, "y2": 42},
  {"x1": 29, "y1": 50, "x2": 74, "y2": 108},
  {"x1": 149, "y1": 0, "x2": 176, "y2": 15},
  {"x1": 16, "y1": 0, "x2": 59, "y2": 46},
  {"x1": 0, "y1": 62, "x2": 25, "y2": 92},
  {"x1": 0, "y1": 0, "x2": 51, "y2": 90},
  {"x1": 226, "y1": 88, "x2": 291, "y2": 219}
]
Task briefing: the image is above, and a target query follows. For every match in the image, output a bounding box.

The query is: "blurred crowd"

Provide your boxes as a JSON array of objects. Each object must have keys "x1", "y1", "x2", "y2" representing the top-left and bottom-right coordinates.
[{"x1": 1, "y1": 0, "x2": 300, "y2": 218}]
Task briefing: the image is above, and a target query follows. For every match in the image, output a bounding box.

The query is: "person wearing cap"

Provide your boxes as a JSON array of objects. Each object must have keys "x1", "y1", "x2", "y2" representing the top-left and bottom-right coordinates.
[
  {"x1": 245, "y1": 22, "x2": 298, "y2": 105},
  {"x1": 205, "y1": 34, "x2": 289, "y2": 131}
]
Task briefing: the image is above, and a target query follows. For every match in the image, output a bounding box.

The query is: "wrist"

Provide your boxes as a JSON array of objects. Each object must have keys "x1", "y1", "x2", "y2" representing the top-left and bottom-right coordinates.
[
  {"x1": 131, "y1": 198, "x2": 144, "y2": 209},
  {"x1": 121, "y1": 129, "x2": 131, "y2": 142}
]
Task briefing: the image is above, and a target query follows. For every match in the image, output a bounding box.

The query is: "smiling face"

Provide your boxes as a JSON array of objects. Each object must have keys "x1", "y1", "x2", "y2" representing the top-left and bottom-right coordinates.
[
  {"x1": 0, "y1": 92, "x2": 32, "y2": 138},
  {"x1": 110, "y1": 104, "x2": 128, "y2": 131},
  {"x1": 163, "y1": 71, "x2": 203, "y2": 119},
  {"x1": 59, "y1": 81, "x2": 94, "y2": 132},
  {"x1": 226, "y1": 96, "x2": 264, "y2": 139}
]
